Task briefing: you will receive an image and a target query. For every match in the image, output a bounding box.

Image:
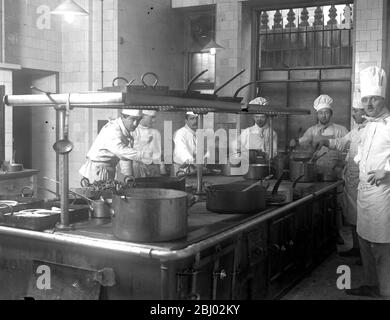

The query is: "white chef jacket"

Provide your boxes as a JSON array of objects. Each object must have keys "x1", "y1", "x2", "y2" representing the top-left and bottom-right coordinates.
[
  {"x1": 232, "y1": 124, "x2": 278, "y2": 159},
  {"x1": 354, "y1": 114, "x2": 390, "y2": 243},
  {"x1": 132, "y1": 125, "x2": 162, "y2": 165},
  {"x1": 300, "y1": 122, "x2": 349, "y2": 173},
  {"x1": 173, "y1": 125, "x2": 197, "y2": 165},
  {"x1": 79, "y1": 118, "x2": 142, "y2": 181},
  {"x1": 85, "y1": 118, "x2": 141, "y2": 162}
]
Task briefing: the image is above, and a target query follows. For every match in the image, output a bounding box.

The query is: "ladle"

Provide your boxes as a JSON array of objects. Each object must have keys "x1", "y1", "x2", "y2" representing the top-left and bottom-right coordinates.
[{"x1": 53, "y1": 94, "x2": 74, "y2": 155}]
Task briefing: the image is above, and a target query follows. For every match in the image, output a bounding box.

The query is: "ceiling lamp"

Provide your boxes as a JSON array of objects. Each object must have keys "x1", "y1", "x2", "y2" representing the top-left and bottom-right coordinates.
[
  {"x1": 202, "y1": 39, "x2": 224, "y2": 55},
  {"x1": 51, "y1": 0, "x2": 89, "y2": 24},
  {"x1": 201, "y1": 13, "x2": 224, "y2": 55}
]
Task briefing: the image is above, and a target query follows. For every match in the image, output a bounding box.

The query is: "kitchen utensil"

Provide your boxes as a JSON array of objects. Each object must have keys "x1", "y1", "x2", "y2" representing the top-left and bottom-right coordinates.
[
  {"x1": 53, "y1": 95, "x2": 74, "y2": 154},
  {"x1": 0, "y1": 207, "x2": 88, "y2": 231},
  {"x1": 111, "y1": 188, "x2": 195, "y2": 242},
  {"x1": 244, "y1": 164, "x2": 272, "y2": 180},
  {"x1": 90, "y1": 198, "x2": 111, "y2": 219},
  {"x1": 206, "y1": 183, "x2": 267, "y2": 214},
  {"x1": 289, "y1": 161, "x2": 316, "y2": 183}
]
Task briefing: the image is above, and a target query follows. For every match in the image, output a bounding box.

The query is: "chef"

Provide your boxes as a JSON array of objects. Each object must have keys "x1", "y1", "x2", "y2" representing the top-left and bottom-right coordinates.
[
  {"x1": 345, "y1": 66, "x2": 390, "y2": 299},
  {"x1": 131, "y1": 110, "x2": 166, "y2": 177},
  {"x1": 172, "y1": 112, "x2": 199, "y2": 176},
  {"x1": 79, "y1": 109, "x2": 152, "y2": 182},
  {"x1": 290, "y1": 94, "x2": 348, "y2": 178},
  {"x1": 314, "y1": 102, "x2": 367, "y2": 259},
  {"x1": 232, "y1": 97, "x2": 278, "y2": 162}
]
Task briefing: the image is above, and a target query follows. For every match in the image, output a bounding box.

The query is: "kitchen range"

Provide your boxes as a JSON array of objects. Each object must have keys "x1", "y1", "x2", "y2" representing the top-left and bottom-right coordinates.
[{"x1": 0, "y1": 88, "x2": 342, "y2": 300}]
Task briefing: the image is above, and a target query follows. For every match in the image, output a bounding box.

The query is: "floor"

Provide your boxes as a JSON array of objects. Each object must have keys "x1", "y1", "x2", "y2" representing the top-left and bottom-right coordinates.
[{"x1": 282, "y1": 226, "x2": 383, "y2": 300}]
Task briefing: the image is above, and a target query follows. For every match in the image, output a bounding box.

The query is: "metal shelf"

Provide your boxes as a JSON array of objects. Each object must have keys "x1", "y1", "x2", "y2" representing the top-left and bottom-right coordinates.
[{"x1": 4, "y1": 91, "x2": 311, "y2": 116}]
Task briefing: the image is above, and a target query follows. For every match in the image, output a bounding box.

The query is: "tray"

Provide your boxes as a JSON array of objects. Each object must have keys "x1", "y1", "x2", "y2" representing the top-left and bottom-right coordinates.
[{"x1": 0, "y1": 206, "x2": 89, "y2": 231}]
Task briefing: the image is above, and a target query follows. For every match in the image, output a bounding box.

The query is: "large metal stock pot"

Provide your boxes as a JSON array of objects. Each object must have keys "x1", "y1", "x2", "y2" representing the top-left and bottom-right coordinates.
[{"x1": 111, "y1": 188, "x2": 192, "y2": 242}]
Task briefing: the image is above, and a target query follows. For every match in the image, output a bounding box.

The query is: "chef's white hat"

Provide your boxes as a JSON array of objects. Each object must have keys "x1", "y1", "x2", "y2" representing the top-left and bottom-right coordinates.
[
  {"x1": 249, "y1": 97, "x2": 269, "y2": 106},
  {"x1": 186, "y1": 111, "x2": 198, "y2": 116},
  {"x1": 122, "y1": 109, "x2": 142, "y2": 116},
  {"x1": 314, "y1": 94, "x2": 333, "y2": 111},
  {"x1": 142, "y1": 110, "x2": 157, "y2": 116},
  {"x1": 360, "y1": 66, "x2": 387, "y2": 98}
]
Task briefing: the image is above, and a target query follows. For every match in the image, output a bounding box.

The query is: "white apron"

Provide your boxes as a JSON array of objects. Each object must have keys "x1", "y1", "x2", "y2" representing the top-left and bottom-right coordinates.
[
  {"x1": 342, "y1": 157, "x2": 360, "y2": 225},
  {"x1": 79, "y1": 159, "x2": 116, "y2": 183},
  {"x1": 357, "y1": 182, "x2": 390, "y2": 243}
]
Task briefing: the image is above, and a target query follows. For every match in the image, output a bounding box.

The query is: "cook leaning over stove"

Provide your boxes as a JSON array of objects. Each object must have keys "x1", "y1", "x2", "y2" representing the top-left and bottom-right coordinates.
[
  {"x1": 289, "y1": 94, "x2": 348, "y2": 179},
  {"x1": 231, "y1": 97, "x2": 278, "y2": 163},
  {"x1": 79, "y1": 109, "x2": 153, "y2": 182}
]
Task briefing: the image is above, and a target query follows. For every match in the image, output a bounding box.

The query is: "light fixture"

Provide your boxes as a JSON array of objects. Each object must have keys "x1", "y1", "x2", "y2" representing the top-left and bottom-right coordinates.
[
  {"x1": 201, "y1": 13, "x2": 224, "y2": 55},
  {"x1": 51, "y1": 0, "x2": 89, "y2": 24}
]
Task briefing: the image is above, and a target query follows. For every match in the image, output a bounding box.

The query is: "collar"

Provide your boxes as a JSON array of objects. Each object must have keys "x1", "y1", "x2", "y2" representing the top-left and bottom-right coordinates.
[
  {"x1": 317, "y1": 122, "x2": 333, "y2": 130},
  {"x1": 362, "y1": 112, "x2": 390, "y2": 124},
  {"x1": 253, "y1": 123, "x2": 269, "y2": 130},
  {"x1": 357, "y1": 120, "x2": 368, "y2": 130},
  {"x1": 118, "y1": 118, "x2": 131, "y2": 137},
  {"x1": 184, "y1": 124, "x2": 196, "y2": 135}
]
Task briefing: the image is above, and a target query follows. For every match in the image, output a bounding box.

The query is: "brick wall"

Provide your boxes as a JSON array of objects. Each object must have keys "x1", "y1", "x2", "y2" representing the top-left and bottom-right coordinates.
[{"x1": 4, "y1": 0, "x2": 62, "y2": 71}]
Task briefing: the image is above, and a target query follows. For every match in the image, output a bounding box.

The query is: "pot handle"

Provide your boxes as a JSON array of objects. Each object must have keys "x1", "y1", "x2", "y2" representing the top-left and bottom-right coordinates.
[
  {"x1": 0, "y1": 203, "x2": 14, "y2": 217},
  {"x1": 187, "y1": 194, "x2": 200, "y2": 209},
  {"x1": 80, "y1": 177, "x2": 90, "y2": 188},
  {"x1": 20, "y1": 186, "x2": 34, "y2": 198},
  {"x1": 292, "y1": 175, "x2": 305, "y2": 189},
  {"x1": 124, "y1": 175, "x2": 136, "y2": 188},
  {"x1": 261, "y1": 174, "x2": 273, "y2": 190},
  {"x1": 141, "y1": 72, "x2": 159, "y2": 89}
]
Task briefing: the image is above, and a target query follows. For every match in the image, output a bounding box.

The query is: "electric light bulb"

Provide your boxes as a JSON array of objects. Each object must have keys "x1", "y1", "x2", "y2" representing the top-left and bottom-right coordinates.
[
  {"x1": 64, "y1": 13, "x2": 75, "y2": 24},
  {"x1": 210, "y1": 48, "x2": 217, "y2": 55}
]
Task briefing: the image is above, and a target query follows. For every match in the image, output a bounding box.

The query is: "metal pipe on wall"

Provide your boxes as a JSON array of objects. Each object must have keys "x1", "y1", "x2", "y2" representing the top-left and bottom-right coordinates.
[
  {"x1": 101, "y1": 0, "x2": 104, "y2": 89},
  {"x1": 196, "y1": 114, "x2": 204, "y2": 194}
]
